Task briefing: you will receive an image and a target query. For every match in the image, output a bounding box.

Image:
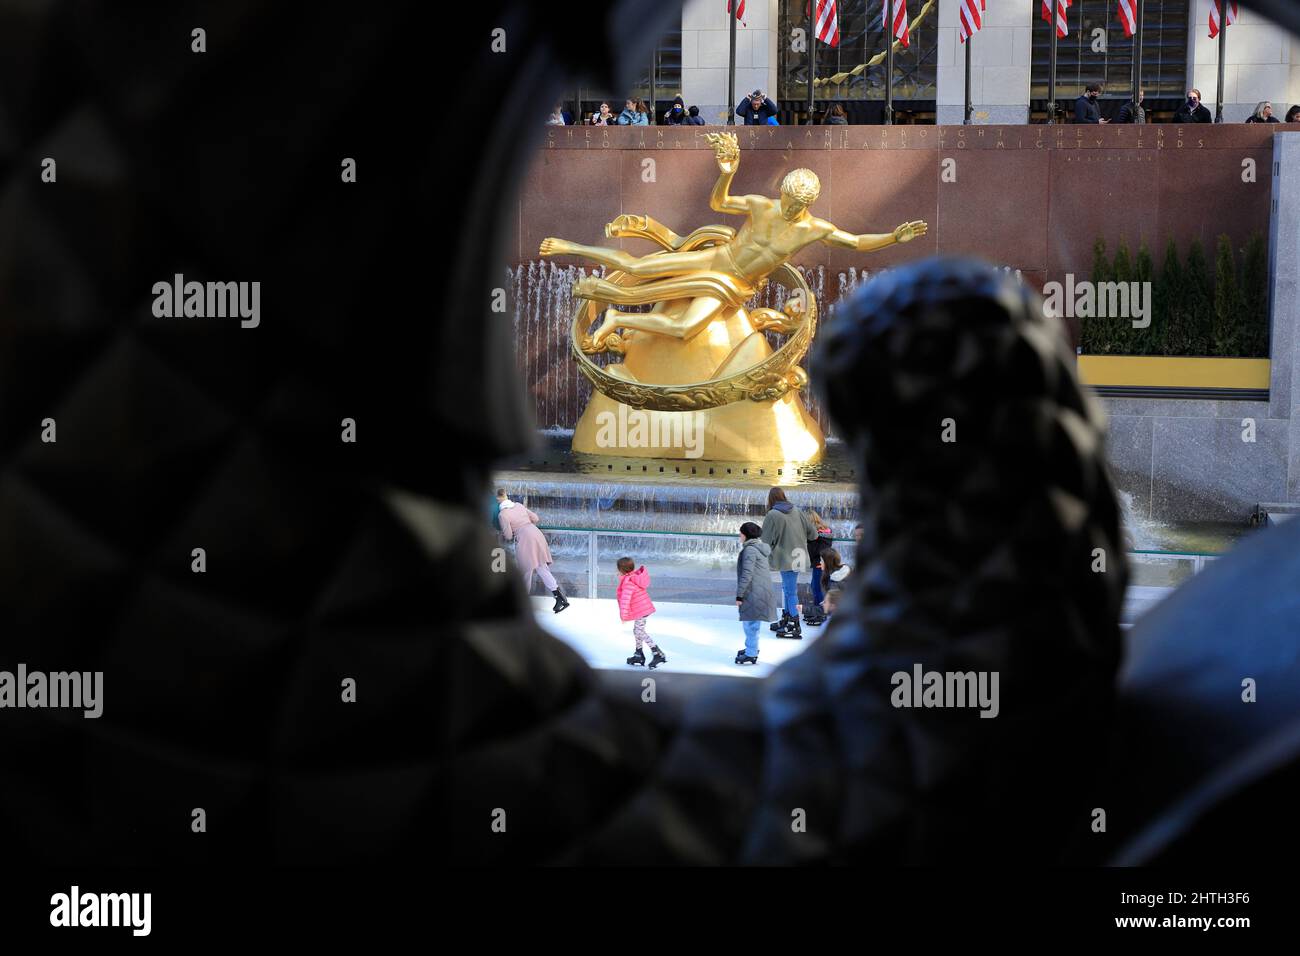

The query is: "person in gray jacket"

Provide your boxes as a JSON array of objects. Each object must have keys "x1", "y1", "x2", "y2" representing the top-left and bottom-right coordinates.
[
  {"x1": 761, "y1": 487, "x2": 817, "y2": 639},
  {"x1": 735, "y1": 521, "x2": 777, "y2": 664}
]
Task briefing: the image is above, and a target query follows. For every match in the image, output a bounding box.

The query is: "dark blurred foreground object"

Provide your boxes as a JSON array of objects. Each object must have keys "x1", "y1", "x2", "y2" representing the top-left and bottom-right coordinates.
[{"x1": 3, "y1": 0, "x2": 1300, "y2": 867}]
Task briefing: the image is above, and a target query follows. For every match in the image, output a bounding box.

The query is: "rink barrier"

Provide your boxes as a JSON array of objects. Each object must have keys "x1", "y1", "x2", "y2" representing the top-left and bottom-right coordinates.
[{"x1": 526, "y1": 526, "x2": 1221, "y2": 603}]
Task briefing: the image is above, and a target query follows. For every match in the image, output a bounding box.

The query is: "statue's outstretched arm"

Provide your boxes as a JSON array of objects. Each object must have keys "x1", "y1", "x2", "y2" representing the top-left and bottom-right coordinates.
[
  {"x1": 704, "y1": 132, "x2": 747, "y2": 215},
  {"x1": 823, "y1": 220, "x2": 929, "y2": 253}
]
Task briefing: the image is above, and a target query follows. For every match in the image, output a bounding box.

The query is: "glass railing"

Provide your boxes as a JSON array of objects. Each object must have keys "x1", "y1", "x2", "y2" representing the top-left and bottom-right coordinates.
[{"x1": 516, "y1": 526, "x2": 1220, "y2": 603}]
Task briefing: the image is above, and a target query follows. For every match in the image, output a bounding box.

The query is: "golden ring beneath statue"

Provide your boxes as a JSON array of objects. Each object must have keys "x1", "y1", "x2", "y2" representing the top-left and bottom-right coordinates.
[{"x1": 569, "y1": 258, "x2": 818, "y2": 413}]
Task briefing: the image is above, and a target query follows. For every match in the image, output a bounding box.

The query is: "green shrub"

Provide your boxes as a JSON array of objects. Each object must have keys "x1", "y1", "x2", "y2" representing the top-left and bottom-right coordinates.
[
  {"x1": 1181, "y1": 240, "x2": 1214, "y2": 356},
  {"x1": 1132, "y1": 241, "x2": 1156, "y2": 355},
  {"x1": 1081, "y1": 238, "x2": 1109, "y2": 354},
  {"x1": 1212, "y1": 234, "x2": 1245, "y2": 356},
  {"x1": 1153, "y1": 239, "x2": 1183, "y2": 357},
  {"x1": 1079, "y1": 232, "x2": 1270, "y2": 358},
  {"x1": 1110, "y1": 238, "x2": 1134, "y2": 354},
  {"x1": 1240, "y1": 232, "x2": 1269, "y2": 357}
]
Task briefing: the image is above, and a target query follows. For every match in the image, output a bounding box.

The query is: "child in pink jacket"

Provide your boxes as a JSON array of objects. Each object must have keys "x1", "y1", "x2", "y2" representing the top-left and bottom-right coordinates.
[{"x1": 616, "y1": 557, "x2": 666, "y2": 669}]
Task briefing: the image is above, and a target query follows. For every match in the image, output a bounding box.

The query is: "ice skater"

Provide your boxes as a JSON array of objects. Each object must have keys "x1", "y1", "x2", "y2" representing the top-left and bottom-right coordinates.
[
  {"x1": 497, "y1": 489, "x2": 569, "y2": 613},
  {"x1": 616, "y1": 557, "x2": 665, "y2": 669},
  {"x1": 761, "y1": 487, "x2": 817, "y2": 639},
  {"x1": 816, "y1": 548, "x2": 850, "y2": 624},
  {"x1": 802, "y1": 510, "x2": 834, "y2": 627},
  {"x1": 735, "y1": 522, "x2": 777, "y2": 665}
]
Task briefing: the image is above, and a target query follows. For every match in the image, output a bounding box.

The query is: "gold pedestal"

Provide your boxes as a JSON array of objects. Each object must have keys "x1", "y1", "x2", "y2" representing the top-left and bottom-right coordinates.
[{"x1": 572, "y1": 306, "x2": 825, "y2": 462}]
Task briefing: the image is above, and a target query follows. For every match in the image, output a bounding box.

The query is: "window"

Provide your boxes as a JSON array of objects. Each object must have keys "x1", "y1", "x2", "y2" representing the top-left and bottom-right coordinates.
[
  {"x1": 778, "y1": 0, "x2": 938, "y2": 114},
  {"x1": 1031, "y1": 0, "x2": 1189, "y2": 104}
]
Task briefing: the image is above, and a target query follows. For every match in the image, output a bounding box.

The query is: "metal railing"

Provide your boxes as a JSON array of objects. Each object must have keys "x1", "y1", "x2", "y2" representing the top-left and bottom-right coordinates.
[{"x1": 514, "y1": 525, "x2": 1222, "y2": 603}]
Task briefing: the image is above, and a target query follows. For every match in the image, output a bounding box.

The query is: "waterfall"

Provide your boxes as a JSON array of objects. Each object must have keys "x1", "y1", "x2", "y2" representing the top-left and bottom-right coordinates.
[
  {"x1": 496, "y1": 474, "x2": 862, "y2": 571},
  {"x1": 506, "y1": 260, "x2": 894, "y2": 436}
]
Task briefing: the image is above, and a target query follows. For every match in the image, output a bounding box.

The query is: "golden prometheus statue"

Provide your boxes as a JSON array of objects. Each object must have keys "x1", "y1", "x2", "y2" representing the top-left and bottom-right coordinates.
[{"x1": 539, "y1": 131, "x2": 928, "y2": 463}]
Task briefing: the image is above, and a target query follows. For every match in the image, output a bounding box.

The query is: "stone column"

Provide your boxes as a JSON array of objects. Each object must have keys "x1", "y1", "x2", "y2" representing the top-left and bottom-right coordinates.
[
  {"x1": 1270, "y1": 133, "x2": 1300, "y2": 498},
  {"x1": 935, "y1": 0, "x2": 1032, "y2": 125},
  {"x1": 681, "y1": 0, "x2": 779, "y2": 125}
]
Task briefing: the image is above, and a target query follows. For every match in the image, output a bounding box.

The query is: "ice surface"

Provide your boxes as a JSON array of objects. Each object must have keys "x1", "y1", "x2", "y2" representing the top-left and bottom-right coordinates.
[{"x1": 531, "y1": 597, "x2": 828, "y2": 677}]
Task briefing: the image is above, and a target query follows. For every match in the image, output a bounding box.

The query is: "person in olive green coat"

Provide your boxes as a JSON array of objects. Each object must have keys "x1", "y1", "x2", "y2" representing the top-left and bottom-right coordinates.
[{"x1": 760, "y1": 487, "x2": 816, "y2": 637}]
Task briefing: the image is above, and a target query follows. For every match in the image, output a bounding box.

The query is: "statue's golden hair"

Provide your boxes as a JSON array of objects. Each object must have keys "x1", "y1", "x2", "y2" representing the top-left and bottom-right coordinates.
[{"x1": 780, "y1": 168, "x2": 820, "y2": 205}]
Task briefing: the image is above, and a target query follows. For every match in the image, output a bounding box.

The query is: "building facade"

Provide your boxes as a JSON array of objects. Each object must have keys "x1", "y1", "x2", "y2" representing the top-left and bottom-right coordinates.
[{"x1": 668, "y1": 0, "x2": 1300, "y2": 125}]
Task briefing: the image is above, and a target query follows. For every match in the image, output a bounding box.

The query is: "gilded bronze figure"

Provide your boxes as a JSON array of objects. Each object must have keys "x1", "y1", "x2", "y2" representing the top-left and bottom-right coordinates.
[{"x1": 539, "y1": 132, "x2": 928, "y2": 461}]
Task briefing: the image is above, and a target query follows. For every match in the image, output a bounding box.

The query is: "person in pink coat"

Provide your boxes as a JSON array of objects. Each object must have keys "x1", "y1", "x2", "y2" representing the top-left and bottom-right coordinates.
[
  {"x1": 497, "y1": 489, "x2": 569, "y2": 613},
  {"x1": 616, "y1": 557, "x2": 665, "y2": 669}
]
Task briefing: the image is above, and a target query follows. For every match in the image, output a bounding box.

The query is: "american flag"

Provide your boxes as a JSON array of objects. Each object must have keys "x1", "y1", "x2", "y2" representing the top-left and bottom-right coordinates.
[
  {"x1": 814, "y1": 0, "x2": 840, "y2": 48},
  {"x1": 726, "y1": 0, "x2": 745, "y2": 26},
  {"x1": 884, "y1": 0, "x2": 910, "y2": 48},
  {"x1": 1117, "y1": 0, "x2": 1136, "y2": 38},
  {"x1": 1041, "y1": 0, "x2": 1070, "y2": 40},
  {"x1": 958, "y1": 0, "x2": 985, "y2": 44},
  {"x1": 1208, "y1": 0, "x2": 1237, "y2": 39}
]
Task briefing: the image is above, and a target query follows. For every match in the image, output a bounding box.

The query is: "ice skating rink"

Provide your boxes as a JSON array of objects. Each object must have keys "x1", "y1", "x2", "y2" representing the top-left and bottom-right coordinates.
[{"x1": 531, "y1": 597, "x2": 828, "y2": 677}]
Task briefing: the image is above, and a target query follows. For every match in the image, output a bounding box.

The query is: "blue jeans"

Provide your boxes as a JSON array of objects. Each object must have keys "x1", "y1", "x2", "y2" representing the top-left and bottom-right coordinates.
[
  {"x1": 778, "y1": 570, "x2": 799, "y2": 616},
  {"x1": 742, "y1": 620, "x2": 761, "y2": 658},
  {"x1": 810, "y1": 565, "x2": 824, "y2": 605}
]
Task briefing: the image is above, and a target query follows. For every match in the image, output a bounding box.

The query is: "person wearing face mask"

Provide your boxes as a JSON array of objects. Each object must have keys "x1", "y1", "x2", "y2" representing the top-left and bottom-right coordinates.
[
  {"x1": 1116, "y1": 88, "x2": 1146, "y2": 125},
  {"x1": 665, "y1": 95, "x2": 689, "y2": 125},
  {"x1": 1245, "y1": 101, "x2": 1281, "y2": 123},
  {"x1": 1074, "y1": 83, "x2": 1109, "y2": 124},
  {"x1": 1174, "y1": 89, "x2": 1212, "y2": 124},
  {"x1": 736, "y1": 89, "x2": 778, "y2": 125}
]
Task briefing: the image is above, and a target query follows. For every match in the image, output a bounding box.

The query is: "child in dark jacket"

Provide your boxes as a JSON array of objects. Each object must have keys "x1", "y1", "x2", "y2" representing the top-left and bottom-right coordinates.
[
  {"x1": 736, "y1": 522, "x2": 778, "y2": 664},
  {"x1": 804, "y1": 511, "x2": 834, "y2": 625},
  {"x1": 617, "y1": 557, "x2": 665, "y2": 668},
  {"x1": 818, "y1": 548, "x2": 850, "y2": 622}
]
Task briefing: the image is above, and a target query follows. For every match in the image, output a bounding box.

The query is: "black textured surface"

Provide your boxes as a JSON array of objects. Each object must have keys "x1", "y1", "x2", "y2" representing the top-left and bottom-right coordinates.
[{"x1": 2, "y1": 0, "x2": 1299, "y2": 870}]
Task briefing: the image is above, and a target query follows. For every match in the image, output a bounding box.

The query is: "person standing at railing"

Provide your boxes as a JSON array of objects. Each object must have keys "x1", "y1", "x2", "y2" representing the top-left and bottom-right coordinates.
[
  {"x1": 617, "y1": 98, "x2": 650, "y2": 126},
  {"x1": 1245, "y1": 101, "x2": 1281, "y2": 123},
  {"x1": 497, "y1": 489, "x2": 569, "y2": 613},
  {"x1": 616, "y1": 557, "x2": 665, "y2": 669},
  {"x1": 735, "y1": 522, "x2": 777, "y2": 665},
  {"x1": 1074, "y1": 83, "x2": 1109, "y2": 125},
  {"x1": 761, "y1": 487, "x2": 817, "y2": 640},
  {"x1": 1173, "y1": 89, "x2": 1212, "y2": 124},
  {"x1": 736, "y1": 89, "x2": 778, "y2": 126}
]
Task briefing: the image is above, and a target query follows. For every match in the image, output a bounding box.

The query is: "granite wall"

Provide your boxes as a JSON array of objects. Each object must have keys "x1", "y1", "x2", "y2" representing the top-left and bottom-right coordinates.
[
  {"x1": 1103, "y1": 132, "x2": 1300, "y2": 524},
  {"x1": 519, "y1": 123, "x2": 1275, "y2": 284}
]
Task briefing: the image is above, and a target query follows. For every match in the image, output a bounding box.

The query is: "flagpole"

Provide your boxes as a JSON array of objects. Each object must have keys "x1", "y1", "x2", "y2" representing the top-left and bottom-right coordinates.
[
  {"x1": 807, "y1": 1, "x2": 816, "y2": 123},
  {"x1": 1215, "y1": 3, "x2": 1227, "y2": 123},
  {"x1": 649, "y1": 43, "x2": 656, "y2": 124},
  {"x1": 1047, "y1": 4, "x2": 1058, "y2": 125},
  {"x1": 885, "y1": 0, "x2": 896, "y2": 125},
  {"x1": 964, "y1": 33, "x2": 972, "y2": 125},
  {"x1": 1133, "y1": 0, "x2": 1144, "y2": 123},
  {"x1": 727, "y1": 4, "x2": 737, "y2": 125}
]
